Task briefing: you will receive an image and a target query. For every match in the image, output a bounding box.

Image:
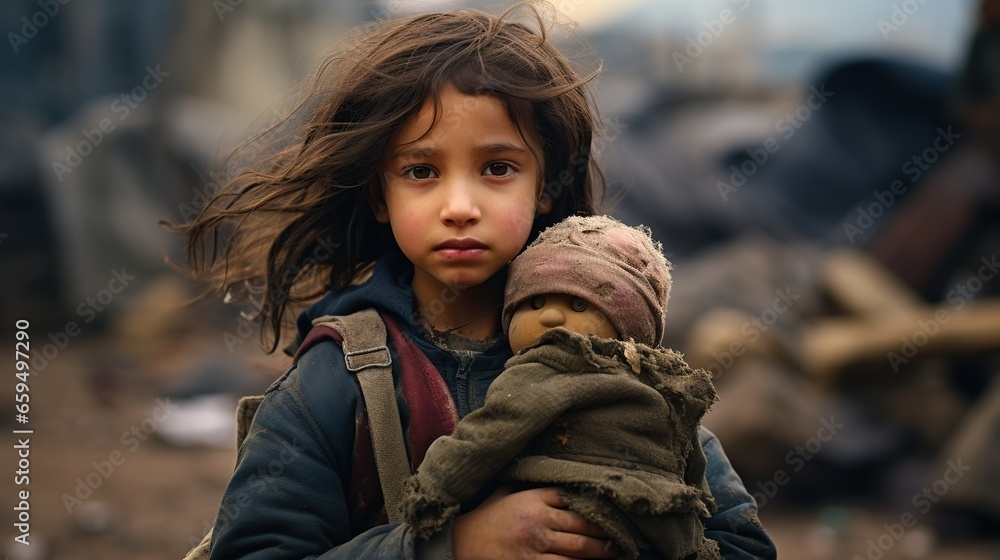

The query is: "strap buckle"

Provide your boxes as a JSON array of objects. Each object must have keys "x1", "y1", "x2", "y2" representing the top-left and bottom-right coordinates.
[{"x1": 344, "y1": 346, "x2": 392, "y2": 372}]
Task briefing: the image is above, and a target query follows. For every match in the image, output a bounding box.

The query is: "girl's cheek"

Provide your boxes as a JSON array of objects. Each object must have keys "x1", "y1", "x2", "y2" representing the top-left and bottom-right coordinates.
[{"x1": 505, "y1": 209, "x2": 536, "y2": 239}]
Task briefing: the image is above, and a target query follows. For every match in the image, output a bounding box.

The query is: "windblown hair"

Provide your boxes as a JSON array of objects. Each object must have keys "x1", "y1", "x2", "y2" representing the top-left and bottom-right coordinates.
[{"x1": 170, "y1": 1, "x2": 605, "y2": 351}]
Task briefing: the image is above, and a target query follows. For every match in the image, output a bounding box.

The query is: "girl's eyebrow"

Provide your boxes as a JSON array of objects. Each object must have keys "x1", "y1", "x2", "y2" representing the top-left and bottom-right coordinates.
[
  {"x1": 391, "y1": 142, "x2": 529, "y2": 161},
  {"x1": 391, "y1": 147, "x2": 436, "y2": 160},
  {"x1": 473, "y1": 142, "x2": 529, "y2": 156}
]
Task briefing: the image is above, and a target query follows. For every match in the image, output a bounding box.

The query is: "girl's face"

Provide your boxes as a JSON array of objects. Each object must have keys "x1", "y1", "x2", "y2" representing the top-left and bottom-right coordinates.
[{"x1": 376, "y1": 85, "x2": 550, "y2": 306}]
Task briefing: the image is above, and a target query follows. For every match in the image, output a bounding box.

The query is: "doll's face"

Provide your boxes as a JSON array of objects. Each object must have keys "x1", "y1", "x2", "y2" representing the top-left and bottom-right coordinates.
[{"x1": 508, "y1": 293, "x2": 618, "y2": 353}]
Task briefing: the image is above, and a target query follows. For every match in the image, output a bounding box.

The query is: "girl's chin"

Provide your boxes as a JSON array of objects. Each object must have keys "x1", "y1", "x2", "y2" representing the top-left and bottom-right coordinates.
[
  {"x1": 412, "y1": 262, "x2": 506, "y2": 296},
  {"x1": 433, "y1": 272, "x2": 491, "y2": 290},
  {"x1": 434, "y1": 265, "x2": 505, "y2": 287}
]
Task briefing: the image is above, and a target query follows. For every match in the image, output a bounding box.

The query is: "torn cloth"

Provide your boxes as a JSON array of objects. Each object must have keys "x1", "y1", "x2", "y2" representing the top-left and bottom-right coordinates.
[{"x1": 404, "y1": 328, "x2": 719, "y2": 559}]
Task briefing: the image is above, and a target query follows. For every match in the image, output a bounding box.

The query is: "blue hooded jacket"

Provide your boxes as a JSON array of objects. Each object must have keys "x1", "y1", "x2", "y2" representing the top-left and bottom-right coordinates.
[{"x1": 209, "y1": 250, "x2": 777, "y2": 559}]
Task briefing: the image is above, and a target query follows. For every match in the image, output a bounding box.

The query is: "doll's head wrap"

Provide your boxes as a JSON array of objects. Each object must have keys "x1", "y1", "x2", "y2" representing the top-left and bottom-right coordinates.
[{"x1": 503, "y1": 215, "x2": 671, "y2": 346}]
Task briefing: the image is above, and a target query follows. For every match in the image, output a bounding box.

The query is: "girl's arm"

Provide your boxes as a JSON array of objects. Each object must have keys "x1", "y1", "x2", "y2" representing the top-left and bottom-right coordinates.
[
  {"x1": 209, "y1": 339, "x2": 617, "y2": 560},
  {"x1": 209, "y1": 342, "x2": 417, "y2": 560},
  {"x1": 700, "y1": 427, "x2": 778, "y2": 559}
]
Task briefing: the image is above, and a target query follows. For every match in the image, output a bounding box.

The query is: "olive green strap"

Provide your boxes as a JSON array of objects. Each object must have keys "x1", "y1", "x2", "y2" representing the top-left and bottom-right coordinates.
[
  {"x1": 182, "y1": 309, "x2": 410, "y2": 559},
  {"x1": 314, "y1": 308, "x2": 409, "y2": 524}
]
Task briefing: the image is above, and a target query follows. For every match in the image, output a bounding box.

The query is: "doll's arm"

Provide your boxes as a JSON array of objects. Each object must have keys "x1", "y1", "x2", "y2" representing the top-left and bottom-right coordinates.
[{"x1": 406, "y1": 361, "x2": 574, "y2": 527}]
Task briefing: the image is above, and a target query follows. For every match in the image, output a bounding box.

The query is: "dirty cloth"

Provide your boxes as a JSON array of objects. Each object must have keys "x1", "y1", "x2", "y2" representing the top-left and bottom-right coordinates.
[{"x1": 405, "y1": 328, "x2": 720, "y2": 560}]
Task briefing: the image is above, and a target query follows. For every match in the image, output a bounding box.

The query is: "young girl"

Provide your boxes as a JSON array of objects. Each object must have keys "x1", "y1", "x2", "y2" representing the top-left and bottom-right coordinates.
[{"x1": 177, "y1": 3, "x2": 776, "y2": 559}]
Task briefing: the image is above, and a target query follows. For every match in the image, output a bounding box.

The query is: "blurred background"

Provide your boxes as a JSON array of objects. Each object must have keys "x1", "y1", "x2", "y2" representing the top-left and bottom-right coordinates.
[{"x1": 1, "y1": 0, "x2": 998, "y2": 558}]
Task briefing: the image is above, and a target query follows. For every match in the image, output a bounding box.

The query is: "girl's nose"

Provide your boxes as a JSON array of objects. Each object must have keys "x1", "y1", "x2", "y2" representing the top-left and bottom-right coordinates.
[
  {"x1": 539, "y1": 307, "x2": 565, "y2": 328},
  {"x1": 440, "y1": 180, "x2": 481, "y2": 226}
]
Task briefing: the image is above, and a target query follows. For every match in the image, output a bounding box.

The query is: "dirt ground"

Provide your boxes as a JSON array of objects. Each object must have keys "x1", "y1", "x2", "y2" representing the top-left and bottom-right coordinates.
[{"x1": 3, "y1": 335, "x2": 998, "y2": 560}]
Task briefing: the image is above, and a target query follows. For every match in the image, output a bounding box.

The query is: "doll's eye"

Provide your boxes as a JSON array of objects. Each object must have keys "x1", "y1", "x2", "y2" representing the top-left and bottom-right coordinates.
[
  {"x1": 570, "y1": 297, "x2": 589, "y2": 312},
  {"x1": 530, "y1": 295, "x2": 546, "y2": 310}
]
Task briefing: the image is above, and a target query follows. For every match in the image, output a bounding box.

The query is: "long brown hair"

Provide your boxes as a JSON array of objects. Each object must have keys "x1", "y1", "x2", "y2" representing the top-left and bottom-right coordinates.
[{"x1": 168, "y1": 1, "x2": 606, "y2": 351}]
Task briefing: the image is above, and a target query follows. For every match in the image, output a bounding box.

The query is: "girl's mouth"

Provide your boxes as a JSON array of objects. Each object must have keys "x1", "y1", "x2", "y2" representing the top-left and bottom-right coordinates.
[{"x1": 434, "y1": 239, "x2": 488, "y2": 260}]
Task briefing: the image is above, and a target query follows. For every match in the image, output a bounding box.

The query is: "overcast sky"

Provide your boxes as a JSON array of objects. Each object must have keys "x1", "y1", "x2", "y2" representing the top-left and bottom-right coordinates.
[{"x1": 575, "y1": 0, "x2": 976, "y2": 68}]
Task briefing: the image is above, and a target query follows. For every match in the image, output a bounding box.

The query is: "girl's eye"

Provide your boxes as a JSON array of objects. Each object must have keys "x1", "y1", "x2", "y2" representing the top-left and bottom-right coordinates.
[
  {"x1": 404, "y1": 166, "x2": 436, "y2": 180},
  {"x1": 530, "y1": 295, "x2": 546, "y2": 310},
  {"x1": 484, "y1": 162, "x2": 514, "y2": 177},
  {"x1": 570, "y1": 297, "x2": 589, "y2": 312}
]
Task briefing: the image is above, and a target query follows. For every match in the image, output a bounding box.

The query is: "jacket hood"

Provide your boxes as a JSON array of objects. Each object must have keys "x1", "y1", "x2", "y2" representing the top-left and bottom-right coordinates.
[{"x1": 295, "y1": 249, "x2": 420, "y2": 346}]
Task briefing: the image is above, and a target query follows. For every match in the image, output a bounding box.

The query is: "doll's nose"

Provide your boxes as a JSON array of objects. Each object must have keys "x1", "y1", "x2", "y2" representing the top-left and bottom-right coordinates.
[{"x1": 539, "y1": 308, "x2": 565, "y2": 328}]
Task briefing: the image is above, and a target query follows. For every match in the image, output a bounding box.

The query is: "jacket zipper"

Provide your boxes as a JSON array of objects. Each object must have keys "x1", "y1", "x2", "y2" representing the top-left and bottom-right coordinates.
[{"x1": 454, "y1": 351, "x2": 475, "y2": 418}]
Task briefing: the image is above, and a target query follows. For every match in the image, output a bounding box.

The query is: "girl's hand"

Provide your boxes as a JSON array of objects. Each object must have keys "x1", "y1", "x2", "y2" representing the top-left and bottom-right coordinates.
[{"x1": 452, "y1": 485, "x2": 619, "y2": 560}]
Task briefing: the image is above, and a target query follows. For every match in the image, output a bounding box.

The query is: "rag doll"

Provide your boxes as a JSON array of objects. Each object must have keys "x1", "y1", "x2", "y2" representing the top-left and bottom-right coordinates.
[{"x1": 405, "y1": 215, "x2": 720, "y2": 560}]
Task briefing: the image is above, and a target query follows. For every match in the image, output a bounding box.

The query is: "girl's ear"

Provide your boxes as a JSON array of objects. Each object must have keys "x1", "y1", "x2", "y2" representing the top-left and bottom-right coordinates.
[
  {"x1": 536, "y1": 191, "x2": 553, "y2": 215},
  {"x1": 368, "y1": 180, "x2": 390, "y2": 223},
  {"x1": 372, "y1": 201, "x2": 389, "y2": 224}
]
